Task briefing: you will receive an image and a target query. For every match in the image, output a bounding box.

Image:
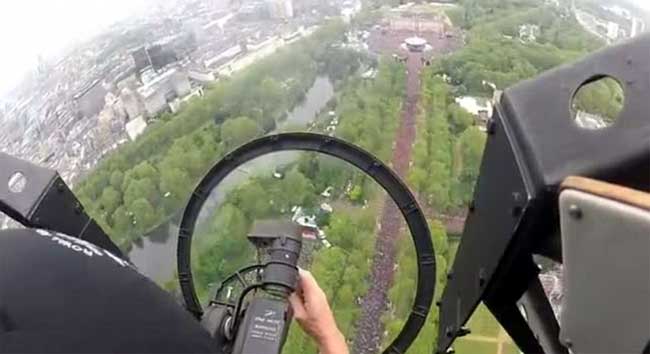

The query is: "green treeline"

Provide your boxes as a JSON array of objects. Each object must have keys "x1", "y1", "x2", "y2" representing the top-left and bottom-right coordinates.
[
  {"x1": 441, "y1": 0, "x2": 603, "y2": 96},
  {"x1": 408, "y1": 72, "x2": 484, "y2": 212},
  {"x1": 409, "y1": 0, "x2": 606, "y2": 214},
  {"x1": 74, "y1": 21, "x2": 362, "y2": 250}
]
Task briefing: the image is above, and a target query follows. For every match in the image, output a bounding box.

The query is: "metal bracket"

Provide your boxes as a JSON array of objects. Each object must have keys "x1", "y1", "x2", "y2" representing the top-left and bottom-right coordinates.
[
  {"x1": 438, "y1": 33, "x2": 650, "y2": 353},
  {"x1": 0, "y1": 153, "x2": 124, "y2": 259}
]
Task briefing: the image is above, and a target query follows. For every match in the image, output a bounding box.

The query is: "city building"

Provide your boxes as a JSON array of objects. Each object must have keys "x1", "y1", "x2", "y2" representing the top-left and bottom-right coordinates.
[
  {"x1": 186, "y1": 20, "x2": 208, "y2": 43},
  {"x1": 455, "y1": 96, "x2": 493, "y2": 125},
  {"x1": 131, "y1": 45, "x2": 178, "y2": 73},
  {"x1": 187, "y1": 66, "x2": 216, "y2": 83},
  {"x1": 117, "y1": 75, "x2": 140, "y2": 91},
  {"x1": 292, "y1": 0, "x2": 319, "y2": 16},
  {"x1": 169, "y1": 87, "x2": 204, "y2": 113},
  {"x1": 203, "y1": 12, "x2": 236, "y2": 33},
  {"x1": 631, "y1": 17, "x2": 645, "y2": 37},
  {"x1": 119, "y1": 87, "x2": 145, "y2": 120},
  {"x1": 267, "y1": 0, "x2": 293, "y2": 19},
  {"x1": 170, "y1": 70, "x2": 192, "y2": 97},
  {"x1": 99, "y1": 93, "x2": 128, "y2": 129},
  {"x1": 389, "y1": 13, "x2": 447, "y2": 33},
  {"x1": 603, "y1": 5, "x2": 632, "y2": 20},
  {"x1": 125, "y1": 116, "x2": 148, "y2": 141},
  {"x1": 519, "y1": 24, "x2": 540, "y2": 42},
  {"x1": 72, "y1": 79, "x2": 107, "y2": 118},
  {"x1": 140, "y1": 87, "x2": 168, "y2": 117},
  {"x1": 238, "y1": 2, "x2": 268, "y2": 21},
  {"x1": 341, "y1": 0, "x2": 362, "y2": 22},
  {"x1": 574, "y1": 110, "x2": 609, "y2": 129},
  {"x1": 137, "y1": 68, "x2": 191, "y2": 117},
  {"x1": 216, "y1": 37, "x2": 284, "y2": 77},
  {"x1": 607, "y1": 21, "x2": 620, "y2": 41},
  {"x1": 204, "y1": 45, "x2": 243, "y2": 69}
]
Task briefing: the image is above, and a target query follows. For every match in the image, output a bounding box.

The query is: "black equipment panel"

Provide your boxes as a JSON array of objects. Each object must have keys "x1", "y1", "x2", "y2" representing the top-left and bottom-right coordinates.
[
  {"x1": 0, "y1": 152, "x2": 125, "y2": 259},
  {"x1": 437, "y1": 33, "x2": 650, "y2": 353}
]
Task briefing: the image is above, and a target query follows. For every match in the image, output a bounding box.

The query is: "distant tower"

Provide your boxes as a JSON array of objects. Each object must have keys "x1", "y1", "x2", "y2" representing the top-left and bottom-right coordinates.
[
  {"x1": 266, "y1": 0, "x2": 293, "y2": 19},
  {"x1": 36, "y1": 54, "x2": 48, "y2": 77},
  {"x1": 228, "y1": 0, "x2": 242, "y2": 10},
  {"x1": 284, "y1": 0, "x2": 294, "y2": 18}
]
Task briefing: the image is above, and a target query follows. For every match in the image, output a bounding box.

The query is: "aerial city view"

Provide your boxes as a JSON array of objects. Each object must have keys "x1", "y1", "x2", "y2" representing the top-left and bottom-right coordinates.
[{"x1": 0, "y1": 0, "x2": 648, "y2": 353}]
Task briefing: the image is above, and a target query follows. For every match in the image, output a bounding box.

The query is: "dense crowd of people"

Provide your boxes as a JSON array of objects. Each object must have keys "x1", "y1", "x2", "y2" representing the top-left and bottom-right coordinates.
[{"x1": 353, "y1": 53, "x2": 422, "y2": 354}]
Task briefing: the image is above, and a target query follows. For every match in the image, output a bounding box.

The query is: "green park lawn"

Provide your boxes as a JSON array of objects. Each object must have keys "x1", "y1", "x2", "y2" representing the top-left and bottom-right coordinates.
[
  {"x1": 467, "y1": 304, "x2": 501, "y2": 338},
  {"x1": 454, "y1": 339, "x2": 498, "y2": 354},
  {"x1": 504, "y1": 342, "x2": 521, "y2": 354}
]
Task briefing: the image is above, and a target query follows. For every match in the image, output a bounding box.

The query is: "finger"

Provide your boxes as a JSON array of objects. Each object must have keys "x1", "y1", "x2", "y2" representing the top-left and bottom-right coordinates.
[
  {"x1": 289, "y1": 293, "x2": 307, "y2": 320},
  {"x1": 299, "y1": 269, "x2": 325, "y2": 301},
  {"x1": 298, "y1": 270, "x2": 317, "y2": 300},
  {"x1": 299, "y1": 269, "x2": 317, "y2": 290}
]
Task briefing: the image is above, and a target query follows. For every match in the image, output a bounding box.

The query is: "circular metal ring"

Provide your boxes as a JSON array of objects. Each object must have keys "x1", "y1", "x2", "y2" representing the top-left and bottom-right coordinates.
[{"x1": 177, "y1": 132, "x2": 435, "y2": 353}]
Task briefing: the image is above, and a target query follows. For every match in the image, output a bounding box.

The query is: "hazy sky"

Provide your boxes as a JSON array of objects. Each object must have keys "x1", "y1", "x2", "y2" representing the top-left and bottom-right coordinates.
[
  {"x1": 1, "y1": 0, "x2": 649, "y2": 99},
  {"x1": 0, "y1": 0, "x2": 153, "y2": 97},
  {"x1": 630, "y1": 0, "x2": 650, "y2": 10}
]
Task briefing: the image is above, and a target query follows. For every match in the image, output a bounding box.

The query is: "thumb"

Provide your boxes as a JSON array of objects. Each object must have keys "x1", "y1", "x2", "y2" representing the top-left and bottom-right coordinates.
[{"x1": 289, "y1": 293, "x2": 307, "y2": 321}]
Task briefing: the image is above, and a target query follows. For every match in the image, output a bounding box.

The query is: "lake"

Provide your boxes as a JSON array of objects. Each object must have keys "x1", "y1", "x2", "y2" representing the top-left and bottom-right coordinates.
[{"x1": 128, "y1": 76, "x2": 334, "y2": 283}]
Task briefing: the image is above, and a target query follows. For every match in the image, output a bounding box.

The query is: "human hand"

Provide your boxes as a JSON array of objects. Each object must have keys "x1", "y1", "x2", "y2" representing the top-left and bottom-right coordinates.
[{"x1": 289, "y1": 269, "x2": 348, "y2": 354}]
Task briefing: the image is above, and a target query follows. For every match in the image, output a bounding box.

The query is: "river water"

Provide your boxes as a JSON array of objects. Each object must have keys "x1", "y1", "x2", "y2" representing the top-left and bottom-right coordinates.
[{"x1": 128, "y1": 76, "x2": 334, "y2": 283}]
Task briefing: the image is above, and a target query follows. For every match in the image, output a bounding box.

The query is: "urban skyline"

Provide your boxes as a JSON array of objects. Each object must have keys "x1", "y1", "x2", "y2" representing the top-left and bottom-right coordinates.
[
  {"x1": 0, "y1": 0, "x2": 356, "y2": 197},
  {"x1": 0, "y1": 0, "x2": 226, "y2": 98}
]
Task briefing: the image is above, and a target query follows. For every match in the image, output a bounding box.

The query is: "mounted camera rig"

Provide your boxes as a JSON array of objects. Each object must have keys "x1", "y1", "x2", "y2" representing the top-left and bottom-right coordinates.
[
  {"x1": 1, "y1": 32, "x2": 649, "y2": 354},
  {"x1": 176, "y1": 133, "x2": 434, "y2": 354}
]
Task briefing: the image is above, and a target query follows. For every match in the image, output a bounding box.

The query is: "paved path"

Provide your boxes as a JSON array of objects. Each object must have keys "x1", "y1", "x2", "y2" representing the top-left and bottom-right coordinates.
[{"x1": 351, "y1": 52, "x2": 423, "y2": 354}]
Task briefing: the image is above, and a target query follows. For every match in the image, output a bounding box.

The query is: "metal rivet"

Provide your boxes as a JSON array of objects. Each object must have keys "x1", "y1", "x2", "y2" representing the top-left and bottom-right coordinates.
[
  {"x1": 457, "y1": 327, "x2": 471, "y2": 337},
  {"x1": 568, "y1": 204, "x2": 582, "y2": 219},
  {"x1": 445, "y1": 326, "x2": 454, "y2": 337},
  {"x1": 487, "y1": 119, "x2": 496, "y2": 135},
  {"x1": 564, "y1": 339, "x2": 573, "y2": 348}
]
